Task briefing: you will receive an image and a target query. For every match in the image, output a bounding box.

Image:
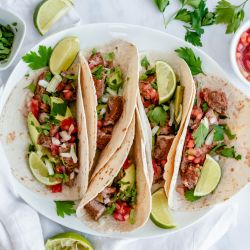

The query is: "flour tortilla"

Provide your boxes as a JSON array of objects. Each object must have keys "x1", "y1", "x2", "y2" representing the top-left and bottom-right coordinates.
[
  {"x1": 79, "y1": 40, "x2": 139, "y2": 178},
  {"x1": 0, "y1": 63, "x2": 89, "y2": 200},
  {"x1": 137, "y1": 52, "x2": 195, "y2": 192},
  {"x1": 76, "y1": 113, "x2": 151, "y2": 233},
  {"x1": 168, "y1": 74, "x2": 250, "y2": 210}
]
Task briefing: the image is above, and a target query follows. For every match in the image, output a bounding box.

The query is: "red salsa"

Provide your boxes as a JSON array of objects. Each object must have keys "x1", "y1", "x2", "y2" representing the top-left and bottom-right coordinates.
[{"x1": 236, "y1": 28, "x2": 250, "y2": 81}]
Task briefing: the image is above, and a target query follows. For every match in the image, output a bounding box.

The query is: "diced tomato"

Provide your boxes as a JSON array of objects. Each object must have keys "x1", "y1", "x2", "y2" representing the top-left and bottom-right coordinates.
[
  {"x1": 61, "y1": 118, "x2": 74, "y2": 131},
  {"x1": 97, "y1": 120, "x2": 103, "y2": 128},
  {"x1": 51, "y1": 144, "x2": 59, "y2": 156},
  {"x1": 152, "y1": 159, "x2": 158, "y2": 174},
  {"x1": 68, "y1": 135, "x2": 76, "y2": 143},
  {"x1": 113, "y1": 201, "x2": 131, "y2": 221},
  {"x1": 63, "y1": 90, "x2": 73, "y2": 100},
  {"x1": 56, "y1": 82, "x2": 65, "y2": 92},
  {"x1": 51, "y1": 183, "x2": 62, "y2": 193},
  {"x1": 142, "y1": 100, "x2": 151, "y2": 108},
  {"x1": 113, "y1": 212, "x2": 125, "y2": 221},
  {"x1": 123, "y1": 158, "x2": 132, "y2": 170},
  {"x1": 30, "y1": 98, "x2": 39, "y2": 118}
]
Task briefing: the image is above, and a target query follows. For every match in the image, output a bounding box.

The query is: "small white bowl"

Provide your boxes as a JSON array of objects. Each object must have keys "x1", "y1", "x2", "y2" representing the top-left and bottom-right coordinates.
[
  {"x1": 0, "y1": 8, "x2": 26, "y2": 71},
  {"x1": 230, "y1": 19, "x2": 250, "y2": 86}
]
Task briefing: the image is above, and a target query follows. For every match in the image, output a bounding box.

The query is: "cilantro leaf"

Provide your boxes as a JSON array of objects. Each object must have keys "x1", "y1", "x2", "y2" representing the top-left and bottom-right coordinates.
[
  {"x1": 51, "y1": 102, "x2": 67, "y2": 116},
  {"x1": 175, "y1": 47, "x2": 204, "y2": 75},
  {"x1": 92, "y1": 65, "x2": 103, "y2": 80},
  {"x1": 215, "y1": 0, "x2": 247, "y2": 34},
  {"x1": 202, "y1": 12, "x2": 215, "y2": 26},
  {"x1": 147, "y1": 106, "x2": 167, "y2": 126},
  {"x1": 186, "y1": 0, "x2": 202, "y2": 8},
  {"x1": 185, "y1": 28, "x2": 202, "y2": 47},
  {"x1": 175, "y1": 9, "x2": 192, "y2": 23},
  {"x1": 54, "y1": 201, "x2": 76, "y2": 218},
  {"x1": 105, "y1": 203, "x2": 116, "y2": 215},
  {"x1": 192, "y1": 122, "x2": 209, "y2": 147},
  {"x1": 153, "y1": 0, "x2": 169, "y2": 12},
  {"x1": 22, "y1": 45, "x2": 52, "y2": 70},
  {"x1": 222, "y1": 124, "x2": 236, "y2": 140},
  {"x1": 213, "y1": 125, "x2": 224, "y2": 141},
  {"x1": 25, "y1": 82, "x2": 36, "y2": 93},
  {"x1": 42, "y1": 94, "x2": 51, "y2": 106},
  {"x1": 220, "y1": 146, "x2": 241, "y2": 160},
  {"x1": 201, "y1": 102, "x2": 208, "y2": 112},
  {"x1": 184, "y1": 189, "x2": 201, "y2": 202},
  {"x1": 104, "y1": 52, "x2": 115, "y2": 62},
  {"x1": 141, "y1": 56, "x2": 150, "y2": 70}
]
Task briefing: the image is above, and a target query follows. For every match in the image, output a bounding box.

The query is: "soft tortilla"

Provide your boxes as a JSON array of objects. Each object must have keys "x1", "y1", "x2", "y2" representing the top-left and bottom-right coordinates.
[
  {"x1": 168, "y1": 74, "x2": 250, "y2": 210},
  {"x1": 76, "y1": 113, "x2": 151, "y2": 232},
  {"x1": 136, "y1": 52, "x2": 195, "y2": 192},
  {"x1": 0, "y1": 64, "x2": 89, "y2": 200},
  {"x1": 79, "y1": 40, "x2": 139, "y2": 178}
]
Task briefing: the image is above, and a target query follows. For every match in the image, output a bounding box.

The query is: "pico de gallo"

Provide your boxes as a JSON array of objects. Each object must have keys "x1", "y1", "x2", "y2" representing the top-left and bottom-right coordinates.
[
  {"x1": 236, "y1": 27, "x2": 250, "y2": 81},
  {"x1": 26, "y1": 68, "x2": 80, "y2": 193},
  {"x1": 178, "y1": 86, "x2": 241, "y2": 200},
  {"x1": 139, "y1": 56, "x2": 184, "y2": 184},
  {"x1": 84, "y1": 158, "x2": 136, "y2": 224},
  {"x1": 87, "y1": 49, "x2": 124, "y2": 151}
]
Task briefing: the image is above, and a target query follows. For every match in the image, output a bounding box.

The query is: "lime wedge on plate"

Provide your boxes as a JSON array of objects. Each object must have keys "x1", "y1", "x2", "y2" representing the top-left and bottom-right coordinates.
[
  {"x1": 49, "y1": 36, "x2": 80, "y2": 75},
  {"x1": 45, "y1": 232, "x2": 93, "y2": 250},
  {"x1": 150, "y1": 188, "x2": 175, "y2": 229},
  {"x1": 29, "y1": 152, "x2": 60, "y2": 186},
  {"x1": 156, "y1": 61, "x2": 176, "y2": 104},
  {"x1": 34, "y1": 0, "x2": 73, "y2": 35},
  {"x1": 194, "y1": 154, "x2": 221, "y2": 197}
]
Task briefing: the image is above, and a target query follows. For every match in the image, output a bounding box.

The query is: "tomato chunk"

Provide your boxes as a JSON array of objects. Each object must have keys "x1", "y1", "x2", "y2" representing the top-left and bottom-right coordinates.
[
  {"x1": 123, "y1": 158, "x2": 132, "y2": 170},
  {"x1": 30, "y1": 98, "x2": 39, "y2": 118},
  {"x1": 51, "y1": 183, "x2": 62, "y2": 193},
  {"x1": 61, "y1": 118, "x2": 74, "y2": 131}
]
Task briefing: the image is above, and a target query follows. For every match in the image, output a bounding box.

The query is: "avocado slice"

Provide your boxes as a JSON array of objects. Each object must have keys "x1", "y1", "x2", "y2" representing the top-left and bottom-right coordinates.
[
  {"x1": 27, "y1": 112, "x2": 41, "y2": 147},
  {"x1": 120, "y1": 164, "x2": 136, "y2": 191},
  {"x1": 50, "y1": 96, "x2": 72, "y2": 121}
]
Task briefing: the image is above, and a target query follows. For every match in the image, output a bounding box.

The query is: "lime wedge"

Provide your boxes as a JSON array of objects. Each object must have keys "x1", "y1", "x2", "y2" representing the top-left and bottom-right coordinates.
[
  {"x1": 156, "y1": 61, "x2": 176, "y2": 104},
  {"x1": 150, "y1": 188, "x2": 175, "y2": 229},
  {"x1": 194, "y1": 154, "x2": 221, "y2": 197},
  {"x1": 45, "y1": 232, "x2": 93, "y2": 250},
  {"x1": 49, "y1": 36, "x2": 80, "y2": 75},
  {"x1": 29, "y1": 152, "x2": 60, "y2": 186},
  {"x1": 34, "y1": 0, "x2": 73, "y2": 35}
]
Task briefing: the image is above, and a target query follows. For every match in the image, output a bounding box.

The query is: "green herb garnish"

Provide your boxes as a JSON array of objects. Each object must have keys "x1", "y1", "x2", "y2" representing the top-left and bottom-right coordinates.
[
  {"x1": 51, "y1": 102, "x2": 67, "y2": 116},
  {"x1": 147, "y1": 106, "x2": 167, "y2": 126},
  {"x1": 192, "y1": 122, "x2": 209, "y2": 147},
  {"x1": 141, "y1": 56, "x2": 150, "y2": 70},
  {"x1": 54, "y1": 201, "x2": 76, "y2": 218},
  {"x1": 184, "y1": 189, "x2": 201, "y2": 202},
  {"x1": 0, "y1": 23, "x2": 14, "y2": 62},
  {"x1": 104, "y1": 52, "x2": 115, "y2": 62},
  {"x1": 25, "y1": 82, "x2": 36, "y2": 93}
]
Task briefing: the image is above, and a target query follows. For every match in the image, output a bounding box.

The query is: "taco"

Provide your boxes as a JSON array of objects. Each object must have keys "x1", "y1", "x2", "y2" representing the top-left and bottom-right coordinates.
[
  {"x1": 168, "y1": 74, "x2": 250, "y2": 210},
  {"x1": 78, "y1": 40, "x2": 139, "y2": 177},
  {"x1": 76, "y1": 112, "x2": 151, "y2": 232},
  {"x1": 137, "y1": 52, "x2": 195, "y2": 192},
  {"x1": 0, "y1": 61, "x2": 89, "y2": 200}
]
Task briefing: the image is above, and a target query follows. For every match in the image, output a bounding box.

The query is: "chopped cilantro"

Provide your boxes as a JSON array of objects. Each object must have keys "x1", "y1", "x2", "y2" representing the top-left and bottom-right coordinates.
[
  {"x1": 92, "y1": 65, "x2": 103, "y2": 80},
  {"x1": 145, "y1": 67, "x2": 156, "y2": 75},
  {"x1": 151, "y1": 82, "x2": 158, "y2": 90},
  {"x1": 105, "y1": 203, "x2": 116, "y2": 215},
  {"x1": 28, "y1": 144, "x2": 35, "y2": 152},
  {"x1": 192, "y1": 122, "x2": 209, "y2": 147},
  {"x1": 51, "y1": 102, "x2": 67, "y2": 116},
  {"x1": 201, "y1": 102, "x2": 208, "y2": 112},
  {"x1": 213, "y1": 125, "x2": 224, "y2": 141},
  {"x1": 45, "y1": 72, "x2": 52, "y2": 82},
  {"x1": 220, "y1": 146, "x2": 241, "y2": 160},
  {"x1": 184, "y1": 189, "x2": 201, "y2": 202},
  {"x1": 139, "y1": 73, "x2": 148, "y2": 80},
  {"x1": 104, "y1": 52, "x2": 115, "y2": 62},
  {"x1": 54, "y1": 201, "x2": 75, "y2": 218},
  {"x1": 222, "y1": 124, "x2": 236, "y2": 140},
  {"x1": 147, "y1": 106, "x2": 167, "y2": 126},
  {"x1": 141, "y1": 56, "x2": 150, "y2": 70},
  {"x1": 42, "y1": 94, "x2": 51, "y2": 106},
  {"x1": 25, "y1": 82, "x2": 36, "y2": 93},
  {"x1": 92, "y1": 48, "x2": 97, "y2": 55}
]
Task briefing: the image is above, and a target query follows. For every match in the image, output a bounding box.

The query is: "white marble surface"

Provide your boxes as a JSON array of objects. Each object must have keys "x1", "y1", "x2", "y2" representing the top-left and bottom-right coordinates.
[{"x1": 1, "y1": 0, "x2": 250, "y2": 249}]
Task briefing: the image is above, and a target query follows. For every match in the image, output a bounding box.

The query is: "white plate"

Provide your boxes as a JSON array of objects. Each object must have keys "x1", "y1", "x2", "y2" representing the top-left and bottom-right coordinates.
[{"x1": 0, "y1": 23, "x2": 246, "y2": 239}]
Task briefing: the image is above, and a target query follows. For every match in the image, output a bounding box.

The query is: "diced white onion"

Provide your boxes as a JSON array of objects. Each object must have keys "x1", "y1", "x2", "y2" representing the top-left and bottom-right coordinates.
[
  {"x1": 70, "y1": 144, "x2": 78, "y2": 164},
  {"x1": 212, "y1": 155, "x2": 220, "y2": 161},
  {"x1": 38, "y1": 80, "x2": 49, "y2": 88},
  {"x1": 205, "y1": 129, "x2": 214, "y2": 145},
  {"x1": 106, "y1": 87, "x2": 117, "y2": 96},
  {"x1": 70, "y1": 172, "x2": 75, "y2": 180},
  {"x1": 52, "y1": 137, "x2": 61, "y2": 146},
  {"x1": 101, "y1": 94, "x2": 109, "y2": 103},
  {"x1": 100, "y1": 107, "x2": 107, "y2": 116},
  {"x1": 60, "y1": 152, "x2": 71, "y2": 158},
  {"x1": 151, "y1": 126, "x2": 159, "y2": 136},
  {"x1": 68, "y1": 124, "x2": 74, "y2": 134},
  {"x1": 59, "y1": 131, "x2": 71, "y2": 142},
  {"x1": 60, "y1": 143, "x2": 67, "y2": 148},
  {"x1": 46, "y1": 74, "x2": 62, "y2": 93},
  {"x1": 45, "y1": 159, "x2": 54, "y2": 175}
]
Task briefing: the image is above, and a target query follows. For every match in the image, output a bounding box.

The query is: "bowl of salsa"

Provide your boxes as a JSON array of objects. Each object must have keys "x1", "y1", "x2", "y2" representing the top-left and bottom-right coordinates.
[{"x1": 230, "y1": 20, "x2": 250, "y2": 85}]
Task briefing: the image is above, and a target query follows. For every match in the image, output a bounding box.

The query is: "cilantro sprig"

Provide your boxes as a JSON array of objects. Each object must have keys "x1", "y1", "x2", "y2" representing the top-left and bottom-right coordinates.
[
  {"x1": 184, "y1": 189, "x2": 201, "y2": 202},
  {"x1": 54, "y1": 201, "x2": 76, "y2": 218},
  {"x1": 22, "y1": 45, "x2": 52, "y2": 70}
]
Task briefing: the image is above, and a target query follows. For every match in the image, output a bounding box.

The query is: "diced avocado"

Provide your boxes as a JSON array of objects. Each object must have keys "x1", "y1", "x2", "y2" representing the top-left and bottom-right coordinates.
[
  {"x1": 106, "y1": 67, "x2": 123, "y2": 91},
  {"x1": 27, "y1": 112, "x2": 40, "y2": 146},
  {"x1": 50, "y1": 96, "x2": 72, "y2": 121},
  {"x1": 174, "y1": 85, "x2": 184, "y2": 124},
  {"x1": 120, "y1": 164, "x2": 136, "y2": 192}
]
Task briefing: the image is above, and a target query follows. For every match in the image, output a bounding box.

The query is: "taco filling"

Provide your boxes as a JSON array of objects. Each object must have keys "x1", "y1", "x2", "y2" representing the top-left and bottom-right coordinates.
[
  {"x1": 139, "y1": 57, "x2": 184, "y2": 184},
  {"x1": 27, "y1": 69, "x2": 79, "y2": 193},
  {"x1": 178, "y1": 86, "x2": 241, "y2": 199},
  {"x1": 87, "y1": 49, "x2": 124, "y2": 151},
  {"x1": 84, "y1": 158, "x2": 136, "y2": 223}
]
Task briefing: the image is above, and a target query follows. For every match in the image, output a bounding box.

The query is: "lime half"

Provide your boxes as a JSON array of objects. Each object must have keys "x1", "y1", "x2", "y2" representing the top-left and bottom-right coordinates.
[
  {"x1": 34, "y1": 0, "x2": 73, "y2": 35},
  {"x1": 150, "y1": 188, "x2": 175, "y2": 229},
  {"x1": 49, "y1": 36, "x2": 80, "y2": 75},
  {"x1": 29, "y1": 152, "x2": 60, "y2": 186},
  {"x1": 156, "y1": 61, "x2": 176, "y2": 104},
  {"x1": 194, "y1": 154, "x2": 221, "y2": 197},
  {"x1": 45, "y1": 232, "x2": 93, "y2": 250}
]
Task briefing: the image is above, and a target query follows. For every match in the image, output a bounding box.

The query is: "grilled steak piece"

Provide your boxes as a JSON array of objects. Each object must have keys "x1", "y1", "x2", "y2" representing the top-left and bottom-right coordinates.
[
  {"x1": 154, "y1": 135, "x2": 175, "y2": 160},
  {"x1": 97, "y1": 129, "x2": 112, "y2": 150},
  {"x1": 37, "y1": 134, "x2": 51, "y2": 148},
  {"x1": 88, "y1": 52, "x2": 104, "y2": 70},
  {"x1": 181, "y1": 163, "x2": 201, "y2": 189},
  {"x1": 104, "y1": 96, "x2": 123, "y2": 126},
  {"x1": 85, "y1": 199, "x2": 106, "y2": 221},
  {"x1": 159, "y1": 125, "x2": 173, "y2": 135},
  {"x1": 201, "y1": 88, "x2": 228, "y2": 114},
  {"x1": 93, "y1": 77, "x2": 105, "y2": 99}
]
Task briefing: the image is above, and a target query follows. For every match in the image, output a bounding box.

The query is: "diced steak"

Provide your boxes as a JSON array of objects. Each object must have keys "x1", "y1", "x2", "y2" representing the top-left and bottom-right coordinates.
[
  {"x1": 88, "y1": 52, "x2": 104, "y2": 70},
  {"x1": 97, "y1": 129, "x2": 112, "y2": 150},
  {"x1": 154, "y1": 135, "x2": 175, "y2": 160},
  {"x1": 93, "y1": 77, "x2": 105, "y2": 99},
  {"x1": 159, "y1": 125, "x2": 173, "y2": 135},
  {"x1": 181, "y1": 163, "x2": 201, "y2": 189},
  {"x1": 201, "y1": 88, "x2": 228, "y2": 114},
  {"x1": 139, "y1": 77, "x2": 158, "y2": 105},
  {"x1": 85, "y1": 199, "x2": 106, "y2": 221},
  {"x1": 104, "y1": 96, "x2": 123, "y2": 126},
  {"x1": 37, "y1": 134, "x2": 51, "y2": 148}
]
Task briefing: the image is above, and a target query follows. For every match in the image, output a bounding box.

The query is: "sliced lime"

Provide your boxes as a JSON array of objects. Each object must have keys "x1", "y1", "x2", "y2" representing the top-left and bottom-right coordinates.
[
  {"x1": 34, "y1": 0, "x2": 73, "y2": 35},
  {"x1": 45, "y1": 232, "x2": 93, "y2": 250},
  {"x1": 29, "y1": 152, "x2": 60, "y2": 186},
  {"x1": 49, "y1": 36, "x2": 80, "y2": 75},
  {"x1": 150, "y1": 188, "x2": 175, "y2": 229},
  {"x1": 194, "y1": 154, "x2": 221, "y2": 197},
  {"x1": 156, "y1": 61, "x2": 176, "y2": 104}
]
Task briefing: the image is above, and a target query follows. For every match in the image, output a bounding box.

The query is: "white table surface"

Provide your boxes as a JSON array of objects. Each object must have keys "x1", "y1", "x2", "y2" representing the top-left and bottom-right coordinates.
[{"x1": 1, "y1": 0, "x2": 250, "y2": 249}]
